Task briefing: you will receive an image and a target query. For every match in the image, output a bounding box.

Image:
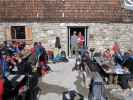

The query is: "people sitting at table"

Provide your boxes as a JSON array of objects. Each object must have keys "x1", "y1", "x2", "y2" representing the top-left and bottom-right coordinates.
[
  {"x1": 0, "y1": 41, "x2": 29, "y2": 76},
  {"x1": 0, "y1": 41, "x2": 43, "y2": 99},
  {"x1": 16, "y1": 53, "x2": 32, "y2": 74},
  {"x1": 11, "y1": 42, "x2": 21, "y2": 54},
  {"x1": 103, "y1": 48, "x2": 112, "y2": 61},
  {"x1": 123, "y1": 52, "x2": 130, "y2": 62},
  {"x1": 13, "y1": 41, "x2": 25, "y2": 52},
  {"x1": 122, "y1": 49, "x2": 133, "y2": 73},
  {"x1": 17, "y1": 41, "x2": 26, "y2": 51},
  {"x1": 6, "y1": 55, "x2": 15, "y2": 73},
  {"x1": 0, "y1": 43, "x2": 12, "y2": 56},
  {"x1": 0, "y1": 52, "x2": 9, "y2": 78},
  {"x1": 113, "y1": 50, "x2": 124, "y2": 65},
  {"x1": 120, "y1": 49, "x2": 133, "y2": 95}
]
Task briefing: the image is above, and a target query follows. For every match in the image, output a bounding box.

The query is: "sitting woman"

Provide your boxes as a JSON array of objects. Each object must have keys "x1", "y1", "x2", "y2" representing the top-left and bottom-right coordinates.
[
  {"x1": 113, "y1": 50, "x2": 124, "y2": 65},
  {"x1": 52, "y1": 50, "x2": 68, "y2": 63},
  {"x1": 103, "y1": 48, "x2": 112, "y2": 61}
]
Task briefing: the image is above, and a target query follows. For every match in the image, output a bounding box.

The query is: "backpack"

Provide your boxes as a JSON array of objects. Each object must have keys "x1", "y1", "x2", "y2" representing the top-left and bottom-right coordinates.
[{"x1": 63, "y1": 90, "x2": 84, "y2": 100}]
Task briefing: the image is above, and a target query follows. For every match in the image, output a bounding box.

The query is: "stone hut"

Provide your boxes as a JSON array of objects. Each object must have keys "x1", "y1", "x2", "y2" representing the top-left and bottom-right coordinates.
[{"x1": 0, "y1": 0, "x2": 133, "y2": 55}]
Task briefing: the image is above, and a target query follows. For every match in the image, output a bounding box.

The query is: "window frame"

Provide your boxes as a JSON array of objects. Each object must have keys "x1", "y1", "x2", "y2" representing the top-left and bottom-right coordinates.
[{"x1": 11, "y1": 26, "x2": 26, "y2": 39}]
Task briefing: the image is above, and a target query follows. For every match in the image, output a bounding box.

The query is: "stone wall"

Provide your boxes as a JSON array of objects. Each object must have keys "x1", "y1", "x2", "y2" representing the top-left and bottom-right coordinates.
[
  {"x1": 0, "y1": 22, "x2": 133, "y2": 53},
  {"x1": 32, "y1": 23, "x2": 67, "y2": 51},
  {"x1": 32, "y1": 23, "x2": 133, "y2": 52},
  {"x1": 0, "y1": 23, "x2": 6, "y2": 43},
  {"x1": 88, "y1": 23, "x2": 133, "y2": 51}
]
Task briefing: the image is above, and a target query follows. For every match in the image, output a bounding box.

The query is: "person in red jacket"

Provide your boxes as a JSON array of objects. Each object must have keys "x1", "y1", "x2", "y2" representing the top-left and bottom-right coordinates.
[
  {"x1": 112, "y1": 42, "x2": 120, "y2": 54},
  {"x1": 103, "y1": 48, "x2": 112, "y2": 61},
  {"x1": 0, "y1": 68, "x2": 4, "y2": 100},
  {"x1": 77, "y1": 32, "x2": 84, "y2": 49},
  {"x1": 77, "y1": 32, "x2": 85, "y2": 55}
]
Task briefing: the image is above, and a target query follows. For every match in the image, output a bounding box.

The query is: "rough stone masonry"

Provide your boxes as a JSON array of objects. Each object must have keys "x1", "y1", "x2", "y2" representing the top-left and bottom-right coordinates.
[{"x1": 0, "y1": 23, "x2": 133, "y2": 54}]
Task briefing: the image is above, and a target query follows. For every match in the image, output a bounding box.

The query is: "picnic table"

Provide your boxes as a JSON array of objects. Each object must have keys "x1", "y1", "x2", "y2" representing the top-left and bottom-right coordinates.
[{"x1": 94, "y1": 57, "x2": 130, "y2": 84}]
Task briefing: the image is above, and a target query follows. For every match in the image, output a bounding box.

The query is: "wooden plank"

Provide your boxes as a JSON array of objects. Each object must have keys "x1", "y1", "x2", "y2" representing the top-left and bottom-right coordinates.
[{"x1": 25, "y1": 26, "x2": 33, "y2": 44}]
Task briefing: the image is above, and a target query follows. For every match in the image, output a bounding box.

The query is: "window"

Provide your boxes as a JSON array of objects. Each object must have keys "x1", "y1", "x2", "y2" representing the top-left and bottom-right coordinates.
[
  {"x1": 123, "y1": 0, "x2": 133, "y2": 10},
  {"x1": 11, "y1": 26, "x2": 25, "y2": 39}
]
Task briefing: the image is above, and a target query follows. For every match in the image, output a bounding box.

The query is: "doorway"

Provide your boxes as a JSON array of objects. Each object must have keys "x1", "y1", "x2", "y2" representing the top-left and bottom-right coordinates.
[{"x1": 68, "y1": 26, "x2": 88, "y2": 56}]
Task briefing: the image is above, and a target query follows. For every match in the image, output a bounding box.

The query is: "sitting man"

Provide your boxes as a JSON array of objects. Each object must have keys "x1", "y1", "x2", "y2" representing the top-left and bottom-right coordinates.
[
  {"x1": 113, "y1": 50, "x2": 124, "y2": 65},
  {"x1": 120, "y1": 49, "x2": 133, "y2": 95},
  {"x1": 52, "y1": 50, "x2": 68, "y2": 63}
]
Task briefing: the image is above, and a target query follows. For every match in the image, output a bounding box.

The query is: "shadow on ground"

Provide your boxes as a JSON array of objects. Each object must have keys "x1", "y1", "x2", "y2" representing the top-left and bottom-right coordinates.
[
  {"x1": 74, "y1": 75, "x2": 89, "y2": 98},
  {"x1": 39, "y1": 82, "x2": 68, "y2": 95}
]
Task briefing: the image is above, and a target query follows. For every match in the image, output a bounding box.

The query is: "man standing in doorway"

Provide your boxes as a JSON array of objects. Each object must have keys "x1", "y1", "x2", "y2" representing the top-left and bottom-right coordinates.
[{"x1": 71, "y1": 31, "x2": 78, "y2": 57}]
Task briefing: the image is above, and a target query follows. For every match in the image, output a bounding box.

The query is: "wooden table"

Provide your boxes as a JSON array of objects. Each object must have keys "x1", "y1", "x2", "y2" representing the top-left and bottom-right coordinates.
[{"x1": 94, "y1": 57, "x2": 130, "y2": 84}]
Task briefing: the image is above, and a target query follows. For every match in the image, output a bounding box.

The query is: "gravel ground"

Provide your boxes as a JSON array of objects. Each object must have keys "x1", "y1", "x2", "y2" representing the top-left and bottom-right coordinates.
[
  {"x1": 39, "y1": 58, "x2": 89, "y2": 100},
  {"x1": 38, "y1": 58, "x2": 133, "y2": 100}
]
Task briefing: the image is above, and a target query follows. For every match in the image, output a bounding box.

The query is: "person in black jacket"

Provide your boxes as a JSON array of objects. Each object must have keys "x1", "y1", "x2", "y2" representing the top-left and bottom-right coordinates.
[
  {"x1": 113, "y1": 51, "x2": 124, "y2": 65},
  {"x1": 55, "y1": 37, "x2": 61, "y2": 55},
  {"x1": 16, "y1": 53, "x2": 32, "y2": 74},
  {"x1": 55, "y1": 37, "x2": 61, "y2": 49},
  {"x1": 120, "y1": 50, "x2": 133, "y2": 95}
]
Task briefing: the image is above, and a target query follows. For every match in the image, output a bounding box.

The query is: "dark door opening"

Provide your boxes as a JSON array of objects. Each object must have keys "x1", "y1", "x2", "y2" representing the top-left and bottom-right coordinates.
[
  {"x1": 68, "y1": 26, "x2": 88, "y2": 56},
  {"x1": 11, "y1": 26, "x2": 26, "y2": 39}
]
